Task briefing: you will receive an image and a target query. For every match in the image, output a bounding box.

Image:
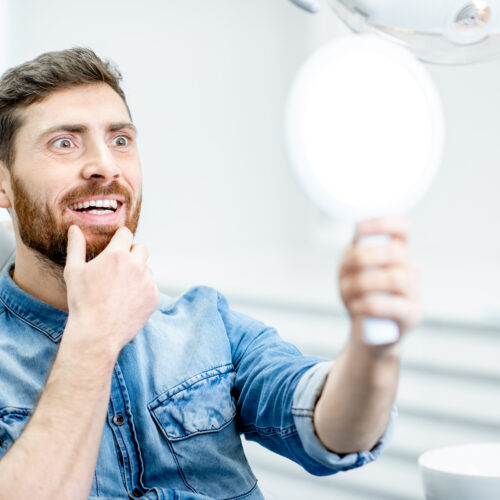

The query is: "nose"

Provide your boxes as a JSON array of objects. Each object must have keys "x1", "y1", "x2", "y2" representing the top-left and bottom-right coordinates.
[{"x1": 81, "y1": 140, "x2": 120, "y2": 182}]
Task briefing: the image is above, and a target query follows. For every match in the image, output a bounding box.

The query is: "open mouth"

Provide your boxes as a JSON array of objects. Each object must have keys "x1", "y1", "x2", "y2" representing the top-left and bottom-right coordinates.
[{"x1": 68, "y1": 198, "x2": 123, "y2": 216}]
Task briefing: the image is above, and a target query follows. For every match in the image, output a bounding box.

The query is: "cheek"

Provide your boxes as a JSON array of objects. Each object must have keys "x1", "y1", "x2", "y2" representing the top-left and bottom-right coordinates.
[
  {"x1": 133, "y1": 178, "x2": 142, "y2": 198},
  {"x1": 123, "y1": 162, "x2": 142, "y2": 196},
  {"x1": 12, "y1": 175, "x2": 49, "y2": 207},
  {"x1": 18, "y1": 166, "x2": 64, "y2": 202}
]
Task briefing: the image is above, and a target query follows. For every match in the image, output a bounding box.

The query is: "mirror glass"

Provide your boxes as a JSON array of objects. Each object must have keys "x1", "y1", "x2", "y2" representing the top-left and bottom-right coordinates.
[{"x1": 285, "y1": 34, "x2": 445, "y2": 221}]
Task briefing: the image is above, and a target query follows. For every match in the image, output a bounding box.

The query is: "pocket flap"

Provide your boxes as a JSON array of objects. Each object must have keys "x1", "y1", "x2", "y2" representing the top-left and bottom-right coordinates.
[
  {"x1": 0, "y1": 407, "x2": 32, "y2": 453},
  {"x1": 148, "y1": 364, "x2": 236, "y2": 441}
]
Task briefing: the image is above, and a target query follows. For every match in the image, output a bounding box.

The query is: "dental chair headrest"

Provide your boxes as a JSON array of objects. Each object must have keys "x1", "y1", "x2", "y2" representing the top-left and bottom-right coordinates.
[{"x1": 0, "y1": 223, "x2": 15, "y2": 271}]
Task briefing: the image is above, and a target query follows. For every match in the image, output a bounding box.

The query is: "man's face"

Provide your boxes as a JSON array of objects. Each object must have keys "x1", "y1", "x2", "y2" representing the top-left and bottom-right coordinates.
[{"x1": 7, "y1": 82, "x2": 142, "y2": 266}]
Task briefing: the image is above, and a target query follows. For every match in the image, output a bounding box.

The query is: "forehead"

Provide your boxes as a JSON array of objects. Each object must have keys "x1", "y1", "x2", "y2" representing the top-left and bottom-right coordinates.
[{"x1": 20, "y1": 83, "x2": 131, "y2": 136}]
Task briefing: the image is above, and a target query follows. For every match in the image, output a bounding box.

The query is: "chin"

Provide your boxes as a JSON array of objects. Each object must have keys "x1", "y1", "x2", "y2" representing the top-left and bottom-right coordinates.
[{"x1": 82, "y1": 223, "x2": 121, "y2": 236}]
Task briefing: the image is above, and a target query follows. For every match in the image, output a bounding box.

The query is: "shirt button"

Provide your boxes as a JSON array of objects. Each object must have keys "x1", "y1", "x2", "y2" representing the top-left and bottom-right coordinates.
[
  {"x1": 132, "y1": 489, "x2": 143, "y2": 498},
  {"x1": 112, "y1": 413, "x2": 125, "y2": 426}
]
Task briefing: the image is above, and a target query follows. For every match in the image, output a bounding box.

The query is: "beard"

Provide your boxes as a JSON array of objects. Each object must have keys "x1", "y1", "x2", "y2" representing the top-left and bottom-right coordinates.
[{"x1": 11, "y1": 175, "x2": 141, "y2": 267}]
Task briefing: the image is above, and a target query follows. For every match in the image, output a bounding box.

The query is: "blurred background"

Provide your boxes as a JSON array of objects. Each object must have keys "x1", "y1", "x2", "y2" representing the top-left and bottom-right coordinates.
[{"x1": 2, "y1": 0, "x2": 500, "y2": 498}]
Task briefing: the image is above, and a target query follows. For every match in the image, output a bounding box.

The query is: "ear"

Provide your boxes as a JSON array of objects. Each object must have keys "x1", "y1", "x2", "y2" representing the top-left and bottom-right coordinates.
[{"x1": 0, "y1": 162, "x2": 13, "y2": 209}]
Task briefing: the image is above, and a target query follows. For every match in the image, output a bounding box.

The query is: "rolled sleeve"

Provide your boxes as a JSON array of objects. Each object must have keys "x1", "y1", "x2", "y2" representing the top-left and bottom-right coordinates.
[{"x1": 292, "y1": 361, "x2": 397, "y2": 472}]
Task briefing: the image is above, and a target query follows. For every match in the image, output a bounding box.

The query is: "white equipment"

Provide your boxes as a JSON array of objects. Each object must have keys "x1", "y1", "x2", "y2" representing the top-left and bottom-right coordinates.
[{"x1": 290, "y1": 0, "x2": 500, "y2": 64}]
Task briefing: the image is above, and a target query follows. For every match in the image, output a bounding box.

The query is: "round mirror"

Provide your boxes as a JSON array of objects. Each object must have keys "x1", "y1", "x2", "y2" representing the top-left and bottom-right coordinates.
[
  {"x1": 285, "y1": 34, "x2": 445, "y2": 221},
  {"x1": 285, "y1": 34, "x2": 445, "y2": 344}
]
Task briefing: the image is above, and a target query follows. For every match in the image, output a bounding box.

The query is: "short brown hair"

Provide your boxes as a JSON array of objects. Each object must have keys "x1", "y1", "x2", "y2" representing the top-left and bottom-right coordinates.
[{"x1": 0, "y1": 47, "x2": 129, "y2": 170}]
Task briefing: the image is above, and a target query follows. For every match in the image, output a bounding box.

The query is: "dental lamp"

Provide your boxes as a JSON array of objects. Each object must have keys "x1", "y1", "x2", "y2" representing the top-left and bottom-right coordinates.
[{"x1": 290, "y1": 0, "x2": 500, "y2": 64}]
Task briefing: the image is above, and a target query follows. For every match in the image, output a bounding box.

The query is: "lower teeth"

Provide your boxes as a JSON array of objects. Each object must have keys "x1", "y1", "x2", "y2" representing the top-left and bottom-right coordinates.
[{"x1": 87, "y1": 209, "x2": 113, "y2": 215}]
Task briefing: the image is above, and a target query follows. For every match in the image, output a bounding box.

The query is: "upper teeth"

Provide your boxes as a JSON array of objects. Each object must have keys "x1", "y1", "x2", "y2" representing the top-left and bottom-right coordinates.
[{"x1": 70, "y1": 199, "x2": 119, "y2": 210}]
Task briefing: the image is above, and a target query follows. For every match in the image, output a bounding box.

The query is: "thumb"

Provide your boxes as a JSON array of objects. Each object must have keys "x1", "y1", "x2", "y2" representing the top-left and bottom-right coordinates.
[{"x1": 65, "y1": 225, "x2": 86, "y2": 267}]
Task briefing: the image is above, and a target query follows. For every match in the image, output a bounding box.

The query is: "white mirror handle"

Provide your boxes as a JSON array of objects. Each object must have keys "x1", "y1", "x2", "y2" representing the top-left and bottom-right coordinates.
[{"x1": 357, "y1": 234, "x2": 400, "y2": 345}]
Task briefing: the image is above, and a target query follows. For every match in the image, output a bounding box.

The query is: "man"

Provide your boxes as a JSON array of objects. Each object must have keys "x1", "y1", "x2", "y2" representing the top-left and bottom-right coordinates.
[{"x1": 0, "y1": 48, "x2": 419, "y2": 499}]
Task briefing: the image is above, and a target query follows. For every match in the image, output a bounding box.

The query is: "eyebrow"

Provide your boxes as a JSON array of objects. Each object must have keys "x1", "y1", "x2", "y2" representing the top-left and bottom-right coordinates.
[{"x1": 37, "y1": 122, "x2": 137, "y2": 142}]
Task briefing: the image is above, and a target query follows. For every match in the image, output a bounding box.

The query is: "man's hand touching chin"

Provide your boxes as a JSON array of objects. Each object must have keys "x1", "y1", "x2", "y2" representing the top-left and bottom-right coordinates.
[
  {"x1": 0, "y1": 225, "x2": 159, "y2": 500},
  {"x1": 63, "y1": 225, "x2": 160, "y2": 358}
]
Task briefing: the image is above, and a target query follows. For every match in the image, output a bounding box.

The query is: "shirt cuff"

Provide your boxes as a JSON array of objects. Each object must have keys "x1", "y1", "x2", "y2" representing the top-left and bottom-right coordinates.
[{"x1": 292, "y1": 361, "x2": 397, "y2": 472}]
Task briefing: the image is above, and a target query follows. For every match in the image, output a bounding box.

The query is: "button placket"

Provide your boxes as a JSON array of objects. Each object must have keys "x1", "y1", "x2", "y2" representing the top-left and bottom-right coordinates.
[{"x1": 109, "y1": 363, "x2": 146, "y2": 498}]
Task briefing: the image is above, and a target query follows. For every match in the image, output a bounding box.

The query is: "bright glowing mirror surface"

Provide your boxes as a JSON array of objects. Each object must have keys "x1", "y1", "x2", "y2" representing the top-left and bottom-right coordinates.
[{"x1": 285, "y1": 34, "x2": 445, "y2": 220}]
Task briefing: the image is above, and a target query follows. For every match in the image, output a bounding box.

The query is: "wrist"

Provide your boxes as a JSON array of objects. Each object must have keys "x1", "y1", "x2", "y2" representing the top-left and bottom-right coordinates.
[{"x1": 61, "y1": 316, "x2": 119, "y2": 369}]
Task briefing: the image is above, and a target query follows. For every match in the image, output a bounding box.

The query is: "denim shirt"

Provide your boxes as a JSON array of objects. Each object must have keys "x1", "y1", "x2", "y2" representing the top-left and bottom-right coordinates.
[{"x1": 0, "y1": 266, "x2": 394, "y2": 500}]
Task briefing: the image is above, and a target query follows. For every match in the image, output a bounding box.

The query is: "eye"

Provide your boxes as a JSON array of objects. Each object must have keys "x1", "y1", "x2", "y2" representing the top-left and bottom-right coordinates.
[
  {"x1": 111, "y1": 135, "x2": 129, "y2": 147},
  {"x1": 52, "y1": 138, "x2": 74, "y2": 149}
]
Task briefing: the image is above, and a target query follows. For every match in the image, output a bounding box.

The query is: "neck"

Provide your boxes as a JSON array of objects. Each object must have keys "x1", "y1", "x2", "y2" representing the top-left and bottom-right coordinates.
[{"x1": 12, "y1": 243, "x2": 69, "y2": 312}]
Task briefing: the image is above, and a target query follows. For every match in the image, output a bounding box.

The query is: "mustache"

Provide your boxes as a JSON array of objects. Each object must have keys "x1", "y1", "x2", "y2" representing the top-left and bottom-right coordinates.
[{"x1": 61, "y1": 180, "x2": 133, "y2": 206}]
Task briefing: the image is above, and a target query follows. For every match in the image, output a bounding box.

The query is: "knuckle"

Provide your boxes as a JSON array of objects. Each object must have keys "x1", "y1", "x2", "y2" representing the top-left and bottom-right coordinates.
[
  {"x1": 390, "y1": 269, "x2": 406, "y2": 291},
  {"x1": 110, "y1": 248, "x2": 128, "y2": 264},
  {"x1": 352, "y1": 249, "x2": 366, "y2": 268},
  {"x1": 390, "y1": 240, "x2": 406, "y2": 262},
  {"x1": 131, "y1": 264, "x2": 143, "y2": 278},
  {"x1": 347, "y1": 297, "x2": 361, "y2": 314},
  {"x1": 117, "y1": 226, "x2": 132, "y2": 237},
  {"x1": 359, "y1": 297, "x2": 379, "y2": 316},
  {"x1": 351, "y1": 274, "x2": 365, "y2": 293}
]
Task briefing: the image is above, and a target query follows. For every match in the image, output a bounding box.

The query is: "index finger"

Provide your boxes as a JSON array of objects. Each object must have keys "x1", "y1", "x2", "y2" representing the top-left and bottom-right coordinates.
[
  {"x1": 130, "y1": 243, "x2": 149, "y2": 264},
  {"x1": 355, "y1": 216, "x2": 410, "y2": 242},
  {"x1": 339, "y1": 239, "x2": 412, "y2": 278},
  {"x1": 104, "y1": 226, "x2": 134, "y2": 253}
]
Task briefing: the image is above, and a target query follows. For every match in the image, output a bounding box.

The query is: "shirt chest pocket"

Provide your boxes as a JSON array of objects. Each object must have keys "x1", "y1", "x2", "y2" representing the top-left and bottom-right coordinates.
[
  {"x1": 148, "y1": 364, "x2": 257, "y2": 499},
  {"x1": 0, "y1": 408, "x2": 32, "y2": 459}
]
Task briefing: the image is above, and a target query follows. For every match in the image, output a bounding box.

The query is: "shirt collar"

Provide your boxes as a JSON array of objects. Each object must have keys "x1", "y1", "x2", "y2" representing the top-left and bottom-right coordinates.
[{"x1": 0, "y1": 265, "x2": 68, "y2": 343}]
